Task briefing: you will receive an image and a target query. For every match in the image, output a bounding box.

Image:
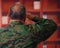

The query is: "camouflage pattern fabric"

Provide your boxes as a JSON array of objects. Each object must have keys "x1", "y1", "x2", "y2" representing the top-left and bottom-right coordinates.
[{"x1": 0, "y1": 16, "x2": 57, "y2": 48}]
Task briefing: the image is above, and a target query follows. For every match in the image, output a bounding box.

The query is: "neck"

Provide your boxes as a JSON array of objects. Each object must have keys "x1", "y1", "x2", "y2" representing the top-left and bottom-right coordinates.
[{"x1": 10, "y1": 19, "x2": 25, "y2": 24}]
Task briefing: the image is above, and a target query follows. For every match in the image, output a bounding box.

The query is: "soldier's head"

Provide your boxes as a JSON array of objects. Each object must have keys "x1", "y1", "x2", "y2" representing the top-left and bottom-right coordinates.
[{"x1": 9, "y1": 2, "x2": 26, "y2": 22}]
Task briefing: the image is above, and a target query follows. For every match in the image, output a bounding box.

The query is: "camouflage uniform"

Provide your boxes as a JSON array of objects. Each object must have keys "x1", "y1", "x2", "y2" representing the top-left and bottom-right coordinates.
[{"x1": 0, "y1": 16, "x2": 57, "y2": 48}]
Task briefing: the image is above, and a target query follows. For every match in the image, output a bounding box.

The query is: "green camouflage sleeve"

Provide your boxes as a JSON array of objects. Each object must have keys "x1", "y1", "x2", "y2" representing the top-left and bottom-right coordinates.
[{"x1": 27, "y1": 16, "x2": 57, "y2": 43}]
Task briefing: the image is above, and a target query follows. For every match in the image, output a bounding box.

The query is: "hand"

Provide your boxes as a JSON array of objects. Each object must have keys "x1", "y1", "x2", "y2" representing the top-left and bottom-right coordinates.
[{"x1": 26, "y1": 13, "x2": 35, "y2": 20}]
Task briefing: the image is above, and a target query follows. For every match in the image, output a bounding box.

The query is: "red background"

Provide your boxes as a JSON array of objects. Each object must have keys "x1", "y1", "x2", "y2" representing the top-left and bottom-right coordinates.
[{"x1": 0, "y1": 0, "x2": 60, "y2": 48}]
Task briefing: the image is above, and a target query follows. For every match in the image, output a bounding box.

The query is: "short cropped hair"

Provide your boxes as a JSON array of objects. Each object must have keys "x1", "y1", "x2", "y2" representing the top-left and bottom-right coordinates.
[{"x1": 9, "y1": 2, "x2": 26, "y2": 21}]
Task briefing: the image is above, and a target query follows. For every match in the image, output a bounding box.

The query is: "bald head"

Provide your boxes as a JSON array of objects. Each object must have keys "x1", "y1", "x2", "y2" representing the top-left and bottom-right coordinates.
[{"x1": 9, "y1": 2, "x2": 26, "y2": 21}]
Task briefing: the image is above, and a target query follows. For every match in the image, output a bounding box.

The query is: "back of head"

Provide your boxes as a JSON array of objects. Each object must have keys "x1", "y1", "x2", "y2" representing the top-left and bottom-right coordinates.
[{"x1": 9, "y1": 2, "x2": 26, "y2": 21}]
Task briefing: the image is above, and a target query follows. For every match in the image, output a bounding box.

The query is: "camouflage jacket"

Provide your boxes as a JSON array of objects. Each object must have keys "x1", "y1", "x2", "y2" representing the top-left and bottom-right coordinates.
[{"x1": 0, "y1": 16, "x2": 57, "y2": 48}]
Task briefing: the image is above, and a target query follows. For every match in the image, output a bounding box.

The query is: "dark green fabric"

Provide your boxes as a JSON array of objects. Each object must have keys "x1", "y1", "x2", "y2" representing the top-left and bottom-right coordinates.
[{"x1": 0, "y1": 16, "x2": 57, "y2": 48}]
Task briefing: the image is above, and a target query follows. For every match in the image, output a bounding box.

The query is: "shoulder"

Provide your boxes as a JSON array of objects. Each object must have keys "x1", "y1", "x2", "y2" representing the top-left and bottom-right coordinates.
[{"x1": 0, "y1": 25, "x2": 11, "y2": 33}]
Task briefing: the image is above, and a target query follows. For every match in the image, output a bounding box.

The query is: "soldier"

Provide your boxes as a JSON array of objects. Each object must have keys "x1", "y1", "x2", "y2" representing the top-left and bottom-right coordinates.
[{"x1": 0, "y1": 2, "x2": 57, "y2": 48}]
